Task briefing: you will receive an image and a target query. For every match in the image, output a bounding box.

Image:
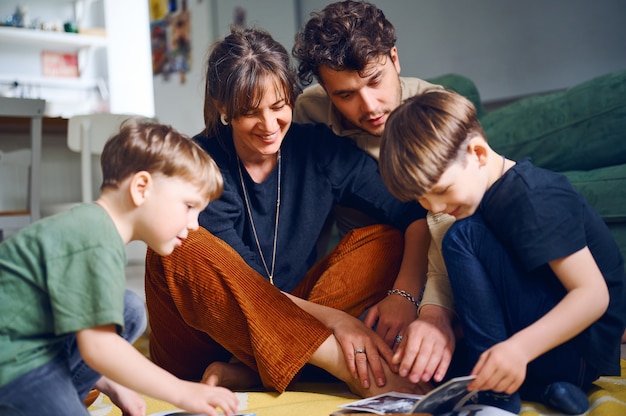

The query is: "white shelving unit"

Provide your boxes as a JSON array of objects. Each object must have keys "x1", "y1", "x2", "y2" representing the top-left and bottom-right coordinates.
[
  {"x1": 0, "y1": 0, "x2": 153, "y2": 118},
  {"x1": 0, "y1": 25, "x2": 109, "y2": 115},
  {"x1": 0, "y1": 25, "x2": 107, "y2": 49}
]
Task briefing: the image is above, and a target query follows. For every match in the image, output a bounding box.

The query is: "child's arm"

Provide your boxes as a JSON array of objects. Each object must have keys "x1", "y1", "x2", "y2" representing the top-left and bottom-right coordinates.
[
  {"x1": 468, "y1": 246, "x2": 610, "y2": 394},
  {"x1": 76, "y1": 324, "x2": 239, "y2": 416}
]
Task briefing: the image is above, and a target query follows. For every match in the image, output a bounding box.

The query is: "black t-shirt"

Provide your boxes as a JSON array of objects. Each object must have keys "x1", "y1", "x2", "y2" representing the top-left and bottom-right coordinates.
[
  {"x1": 194, "y1": 123, "x2": 426, "y2": 292},
  {"x1": 480, "y1": 159, "x2": 626, "y2": 375}
]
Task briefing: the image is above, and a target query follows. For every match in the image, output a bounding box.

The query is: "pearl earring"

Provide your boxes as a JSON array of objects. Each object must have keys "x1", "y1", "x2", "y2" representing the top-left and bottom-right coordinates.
[{"x1": 220, "y1": 113, "x2": 229, "y2": 126}]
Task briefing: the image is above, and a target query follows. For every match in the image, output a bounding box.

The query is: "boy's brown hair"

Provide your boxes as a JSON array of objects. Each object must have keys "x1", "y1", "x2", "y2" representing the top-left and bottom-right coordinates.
[
  {"x1": 101, "y1": 119, "x2": 223, "y2": 203},
  {"x1": 379, "y1": 89, "x2": 485, "y2": 201}
]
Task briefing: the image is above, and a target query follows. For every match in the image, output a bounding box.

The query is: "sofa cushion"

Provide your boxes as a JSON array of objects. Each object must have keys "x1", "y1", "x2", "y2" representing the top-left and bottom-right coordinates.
[
  {"x1": 426, "y1": 73, "x2": 485, "y2": 118},
  {"x1": 564, "y1": 164, "x2": 626, "y2": 222},
  {"x1": 482, "y1": 70, "x2": 626, "y2": 172},
  {"x1": 606, "y1": 222, "x2": 626, "y2": 267},
  {"x1": 563, "y1": 164, "x2": 626, "y2": 262}
]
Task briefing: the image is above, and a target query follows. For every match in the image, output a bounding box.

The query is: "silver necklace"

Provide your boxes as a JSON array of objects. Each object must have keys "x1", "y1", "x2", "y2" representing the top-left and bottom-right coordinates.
[{"x1": 237, "y1": 150, "x2": 281, "y2": 285}]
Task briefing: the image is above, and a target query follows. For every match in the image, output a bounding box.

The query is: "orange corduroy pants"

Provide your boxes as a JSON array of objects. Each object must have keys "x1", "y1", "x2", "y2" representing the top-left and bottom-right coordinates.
[{"x1": 145, "y1": 224, "x2": 404, "y2": 392}]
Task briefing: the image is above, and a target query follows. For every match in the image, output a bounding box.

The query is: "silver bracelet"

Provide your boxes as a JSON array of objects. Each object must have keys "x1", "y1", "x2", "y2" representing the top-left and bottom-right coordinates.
[{"x1": 387, "y1": 289, "x2": 420, "y2": 308}]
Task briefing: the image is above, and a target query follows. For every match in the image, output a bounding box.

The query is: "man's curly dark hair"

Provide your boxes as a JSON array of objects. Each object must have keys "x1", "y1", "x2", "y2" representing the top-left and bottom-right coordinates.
[{"x1": 293, "y1": 0, "x2": 397, "y2": 86}]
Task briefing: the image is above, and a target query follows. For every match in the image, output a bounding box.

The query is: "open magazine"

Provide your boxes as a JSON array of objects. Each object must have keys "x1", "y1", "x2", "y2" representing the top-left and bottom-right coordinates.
[
  {"x1": 149, "y1": 412, "x2": 255, "y2": 416},
  {"x1": 332, "y1": 375, "x2": 516, "y2": 415}
]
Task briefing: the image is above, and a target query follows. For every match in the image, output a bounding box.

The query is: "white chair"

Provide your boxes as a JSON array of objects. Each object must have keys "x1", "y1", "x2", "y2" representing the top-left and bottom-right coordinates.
[
  {"x1": 0, "y1": 96, "x2": 45, "y2": 240},
  {"x1": 0, "y1": 149, "x2": 31, "y2": 241},
  {"x1": 42, "y1": 113, "x2": 141, "y2": 214},
  {"x1": 70, "y1": 113, "x2": 138, "y2": 204},
  {"x1": 42, "y1": 113, "x2": 152, "y2": 261}
]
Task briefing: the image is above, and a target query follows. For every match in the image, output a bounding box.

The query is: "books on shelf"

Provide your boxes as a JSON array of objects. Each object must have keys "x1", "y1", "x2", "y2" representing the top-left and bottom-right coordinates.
[{"x1": 41, "y1": 50, "x2": 79, "y2": 78}]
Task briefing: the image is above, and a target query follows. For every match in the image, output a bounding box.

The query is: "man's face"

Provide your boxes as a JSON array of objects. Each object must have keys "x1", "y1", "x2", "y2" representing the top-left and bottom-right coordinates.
[{"x1": 318, "y1": 47, "x2": 402, "y2": 136}]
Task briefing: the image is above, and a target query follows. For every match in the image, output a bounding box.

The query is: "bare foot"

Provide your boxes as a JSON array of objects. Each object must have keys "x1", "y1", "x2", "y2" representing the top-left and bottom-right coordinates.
[
  {"x1": 201, "y1": 361, "x2": 261, "y2": 390},
  {"x1": 345, "y1": 358, "x2": 433, "y2": 398},
  {"x1": 94, "y1": 376, "x2": 146, "y2": 416},
  {"x1": 311, "y1": 335, "x2": 432, "y2": 398}
]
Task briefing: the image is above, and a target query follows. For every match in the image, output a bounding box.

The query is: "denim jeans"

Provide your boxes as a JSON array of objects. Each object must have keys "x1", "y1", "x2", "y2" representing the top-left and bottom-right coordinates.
[
  {"x1": 442, "y1": 214, "x2": 598, "y2": 412},
  {"x1": 0, "y1": 289, "x2": 147, "y2": 416}
]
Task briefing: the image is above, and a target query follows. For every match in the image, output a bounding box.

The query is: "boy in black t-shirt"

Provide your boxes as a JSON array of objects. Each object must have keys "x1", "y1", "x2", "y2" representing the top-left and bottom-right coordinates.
[{"x1": 378, "y1": 89, "x2": 626, "y2": 415}]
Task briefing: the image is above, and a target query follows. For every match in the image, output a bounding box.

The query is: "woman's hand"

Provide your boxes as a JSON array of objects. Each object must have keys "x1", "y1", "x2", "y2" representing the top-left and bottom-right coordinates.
[
  {"x1": 331, "y1": 312, "x2": 395, "y2": 389},
  {"x1": 282, "y1": 292, "x2": 394, "y2": 389}
]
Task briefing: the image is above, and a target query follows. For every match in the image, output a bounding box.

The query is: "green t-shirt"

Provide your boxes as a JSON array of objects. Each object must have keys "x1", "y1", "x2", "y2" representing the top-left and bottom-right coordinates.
[{"x1": 0, "y1": 203, "x2": 127, "y2": 385}]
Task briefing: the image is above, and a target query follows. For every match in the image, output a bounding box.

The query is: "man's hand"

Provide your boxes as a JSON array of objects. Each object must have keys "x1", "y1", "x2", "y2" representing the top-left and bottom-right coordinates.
[
  {"x1": 363, "y1": 293, "x2": 418, "y2": 348},
  {"x1": 392, "y1": 304, "x2": 457, "y2": 383}
]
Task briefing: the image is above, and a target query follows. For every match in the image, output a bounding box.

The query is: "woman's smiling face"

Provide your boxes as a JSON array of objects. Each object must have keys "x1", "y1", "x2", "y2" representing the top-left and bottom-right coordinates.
[{"x1": 229, "y1": 76, "x2": 292, "y2": 161}]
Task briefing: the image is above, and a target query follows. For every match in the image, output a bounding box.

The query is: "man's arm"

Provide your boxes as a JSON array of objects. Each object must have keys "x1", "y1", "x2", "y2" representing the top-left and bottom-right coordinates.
[
  {"x1": 420, "y1": 212, "x2": 456, "y2": 314},
  {"x1": 392, "y1": 212, "x2": 459, "y2": 383},
  {"x1": 363, "y1": 219, "x2": 430, "y2": 345}
]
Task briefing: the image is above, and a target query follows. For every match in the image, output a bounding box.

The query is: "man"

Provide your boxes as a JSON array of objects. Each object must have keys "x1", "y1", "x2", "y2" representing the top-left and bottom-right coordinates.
[{"x1": 293, "y1": 0, "x2": 460, "y2": 385}]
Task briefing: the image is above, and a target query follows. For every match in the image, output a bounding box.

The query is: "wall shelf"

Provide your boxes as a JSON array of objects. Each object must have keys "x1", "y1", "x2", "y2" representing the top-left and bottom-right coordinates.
[
  {"x1": 0, "y1": 26, "x2": 107, "y2": 50},
  {"x1": 0, "y1": 74, "x2": 103, "y2": 90},
  {"x1": 0, "y1": 0, "x2": 153, "y2": 118}
]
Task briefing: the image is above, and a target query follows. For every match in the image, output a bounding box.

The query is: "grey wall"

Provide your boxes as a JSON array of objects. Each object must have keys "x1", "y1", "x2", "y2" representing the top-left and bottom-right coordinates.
[
  {"x1": 153, "y1": 0, "x2": 626, "y2": 133},
  {"x1": 297, "y1": 0, "x2": 626, "y2": 102},
  {"x1": 153, "y1": 0, "x2": 299, "y2": 135}
]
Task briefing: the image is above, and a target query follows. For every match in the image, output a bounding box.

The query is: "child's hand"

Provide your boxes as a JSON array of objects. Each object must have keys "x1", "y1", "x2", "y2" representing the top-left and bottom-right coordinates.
[
  {"x1": 175, "y1": 381, "x2": 239, "y2": 416},
  {"x1": 468, "y1": 340, "x2": 530, "y2": 395}
]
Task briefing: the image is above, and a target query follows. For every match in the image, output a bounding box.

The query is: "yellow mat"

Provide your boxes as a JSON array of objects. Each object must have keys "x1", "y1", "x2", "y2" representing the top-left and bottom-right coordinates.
[{"x1": 91, "y1": 360, "x2": 626, "y2": 416}]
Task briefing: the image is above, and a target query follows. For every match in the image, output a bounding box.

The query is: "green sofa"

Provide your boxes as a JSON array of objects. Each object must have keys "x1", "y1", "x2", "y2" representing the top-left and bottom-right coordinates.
[{"x1": 427, "y1": 70, "x2": 626, "y2": 264}]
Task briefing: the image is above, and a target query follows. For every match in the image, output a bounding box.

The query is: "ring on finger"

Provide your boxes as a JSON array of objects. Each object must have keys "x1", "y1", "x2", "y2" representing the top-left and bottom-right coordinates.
[
  {"x1": 355, "y1": 348, "x2": 365, "y2": 354},
  {"x1": 394, "y1": 335, "x2": 403, "y2": 344}
]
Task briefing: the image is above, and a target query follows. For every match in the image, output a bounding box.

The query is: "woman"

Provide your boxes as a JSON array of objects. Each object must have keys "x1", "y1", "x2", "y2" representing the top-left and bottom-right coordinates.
[{"x1": 145, "y1": 27, "x2": 431, "y2": 397}]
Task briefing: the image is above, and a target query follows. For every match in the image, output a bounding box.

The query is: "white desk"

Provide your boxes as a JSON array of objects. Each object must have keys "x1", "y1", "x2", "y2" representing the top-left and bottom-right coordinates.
[{"x1": 0, "y1": 96, "x2": 46, "y2": 233}]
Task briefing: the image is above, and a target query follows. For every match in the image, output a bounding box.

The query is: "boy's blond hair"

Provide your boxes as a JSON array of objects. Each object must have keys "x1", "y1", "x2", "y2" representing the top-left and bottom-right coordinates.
[
  {"x1": 101, "y1": 119, "x2": 223, "y2": 203},
  {"x1": 379, "y1": 89, "x2": 485, "y2": 201}
]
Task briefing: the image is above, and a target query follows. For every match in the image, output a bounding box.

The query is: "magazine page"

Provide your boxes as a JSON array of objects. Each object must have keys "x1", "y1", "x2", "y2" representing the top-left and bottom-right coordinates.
[
  {"x1": 438, "y1": 404, "x2": 517, "y2": 415},
  {"x1": 150, "y1": 412, "x2": 256, "y2": 416},
  {"x1": 337, "y1": 391, "x2": 422, "y2": 415},
  {"x1": 410, "y1": 375, "x2": 477, "y2": 414},
  {"x1": 335, "y1": 375, "x2": 517, "y2": 415}
]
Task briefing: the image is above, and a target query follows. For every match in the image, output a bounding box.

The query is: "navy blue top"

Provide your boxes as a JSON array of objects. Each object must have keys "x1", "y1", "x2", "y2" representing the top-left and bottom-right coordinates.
[
  {"x1": 481, "y1": 159, "x2": 626, "y2": 375},
  {"x1": 195, "y1": 123, "x2": 426, "y2": 292}
]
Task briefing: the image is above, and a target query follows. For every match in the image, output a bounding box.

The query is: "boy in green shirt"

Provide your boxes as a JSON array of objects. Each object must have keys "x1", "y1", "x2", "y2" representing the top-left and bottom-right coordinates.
[{"x1": 0, "y1": 120, "x2": 238, "y2": 415}]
